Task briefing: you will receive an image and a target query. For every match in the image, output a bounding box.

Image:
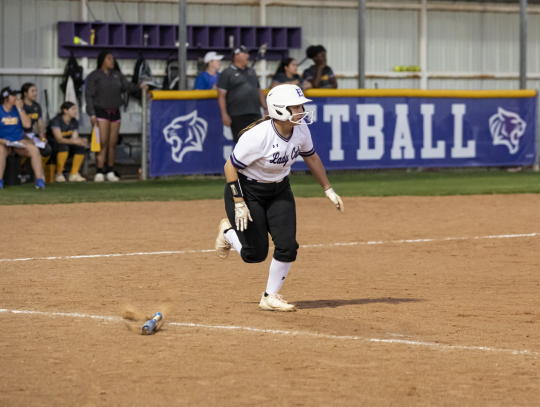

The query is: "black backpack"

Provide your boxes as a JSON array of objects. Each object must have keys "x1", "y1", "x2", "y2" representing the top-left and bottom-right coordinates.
[
  {"x1": 132, "y1": 56, "x2": 153, "y2": 88},
  {"x1": 162, "y1": 55, "x2": 179, "y2": 90},
  {"x1": 60, "y1": 53, "x2": 84, "y2": 100}
]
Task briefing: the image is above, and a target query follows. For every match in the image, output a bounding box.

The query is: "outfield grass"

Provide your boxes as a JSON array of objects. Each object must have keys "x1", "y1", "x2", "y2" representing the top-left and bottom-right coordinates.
[{"x1": 1, "y1": 170, "x2": 540, "y2": 205}]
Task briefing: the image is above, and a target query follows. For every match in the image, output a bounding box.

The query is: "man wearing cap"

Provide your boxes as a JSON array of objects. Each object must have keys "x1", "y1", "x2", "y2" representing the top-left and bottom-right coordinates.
[
  {"x1": 217, "y1": 45, "x2": 268, "y2": 143},
  {"x1": 194, "y1": 52, "x2": 224, "y2": 90},
  {"x1": 0, "y1": 87, "x2": 45, "y2": 189}
]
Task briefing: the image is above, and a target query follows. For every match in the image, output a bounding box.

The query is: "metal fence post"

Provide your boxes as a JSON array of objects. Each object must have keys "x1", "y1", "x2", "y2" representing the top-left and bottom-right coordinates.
[
  {"x1": 535, "y1": 90, "x2": 540, "y2": 171},
  {"x1": 358, "y1": 0, "x2": 365, "y2": 89},
  {"x1": 141, "y1": 88, "x2": 148, "y2": 180},
  {"x1": 519, "y1": 0, "x2": 528, "y2": 90}
]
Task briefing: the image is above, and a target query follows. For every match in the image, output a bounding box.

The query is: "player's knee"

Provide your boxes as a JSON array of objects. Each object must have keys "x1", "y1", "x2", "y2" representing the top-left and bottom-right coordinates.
[
  {"x1": 273, "y1": 241, "x2": 299, "y2": 263},
  {"x1": 27, "y1": 144, "x2": 39, "y2": 157},
  {"x1": 241, "y1": 248, "x2": 268, "y2": 264},
  {"x1": 41, "y1": 144, "x2": 53, "y2": 157},
  {"x1": 74, "y1": 145, "x2": 86, "y2": 155}
]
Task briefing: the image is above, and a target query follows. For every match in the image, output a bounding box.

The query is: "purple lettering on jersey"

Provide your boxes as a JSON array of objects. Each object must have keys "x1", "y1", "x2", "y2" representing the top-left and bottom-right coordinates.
[
  {"x1": 269, "y1": 147, "x2": 301, "y2": 167},
  {"x1": 270, "y1": 152, "x2": 289, "y2": 166}
]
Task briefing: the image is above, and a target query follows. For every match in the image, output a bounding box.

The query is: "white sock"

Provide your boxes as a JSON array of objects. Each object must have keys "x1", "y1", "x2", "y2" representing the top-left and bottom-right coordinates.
[
  {"x1": 265, "y1": 259, "x2": 292, "y2": 295},
  {"x1": 224, "y1": 229, "x2": 242, "y2": 253}
]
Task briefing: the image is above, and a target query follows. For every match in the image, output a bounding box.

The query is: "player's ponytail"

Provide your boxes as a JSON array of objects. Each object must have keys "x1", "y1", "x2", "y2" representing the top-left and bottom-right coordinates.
[{"x1": 238, "y1": 116, "x2": 272, "y2": 138}]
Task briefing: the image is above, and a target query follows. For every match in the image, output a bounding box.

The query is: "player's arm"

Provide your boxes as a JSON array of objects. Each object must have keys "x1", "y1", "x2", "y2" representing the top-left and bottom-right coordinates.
[
  {"x1": 303, "y1": 153, "x2": 344, "y2": 213},
  {"x1": 217, "y1": 89, "x2": 231, "y2": 127},
  {"x1": 259, "y1": 89, "x2": 268, "y2": 116},
  {"x1": 310, "y1": 65, "x2": 325, "y2": 89},
  {"x1": 71, "y1": 130, "x2": 88, "y2": 147},
  {"x1": 15, "y1": 99, "x2": 31, "y2": 129},
  {"x1": 328, "y1": 68, "x2": 338, "y2": 89},
  {"x1": 51, "y1": 128, "x2": 76, "y2": 145},
  {"x1": 224, "y1": 159, "x2": 243, "y2": 204},
  {"x1": 224, "y1": 158, "x2": 253, "y2": 231},
  {"x1": 37, "y1": 118, "x2": 46, "y2": 140}
]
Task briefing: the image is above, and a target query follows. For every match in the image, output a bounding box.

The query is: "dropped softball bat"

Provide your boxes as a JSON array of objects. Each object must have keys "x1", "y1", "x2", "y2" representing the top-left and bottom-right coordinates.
[{"x1": 141, "y1": 313, "x2": 162, "y2": 335}]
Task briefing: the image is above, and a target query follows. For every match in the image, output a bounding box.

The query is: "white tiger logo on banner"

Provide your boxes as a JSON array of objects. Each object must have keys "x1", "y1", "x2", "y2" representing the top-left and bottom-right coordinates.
[
  {"x1": 163, "y1": 110, "x2": 208, "y2": 163},
  {"x1": 488, "y1": 107, "x2": 526, "y2": 155}
]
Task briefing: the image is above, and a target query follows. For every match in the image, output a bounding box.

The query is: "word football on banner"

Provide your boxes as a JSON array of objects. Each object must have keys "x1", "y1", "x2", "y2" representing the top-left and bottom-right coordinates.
[{"x1": 149, "y1": 90, "x2": 537, "y2": 177}]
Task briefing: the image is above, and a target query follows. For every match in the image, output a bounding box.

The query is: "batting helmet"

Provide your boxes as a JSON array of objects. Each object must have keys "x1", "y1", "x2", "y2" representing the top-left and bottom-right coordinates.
[{"x1": 267, "y1": 84, "x2": 314, "y2": 124}]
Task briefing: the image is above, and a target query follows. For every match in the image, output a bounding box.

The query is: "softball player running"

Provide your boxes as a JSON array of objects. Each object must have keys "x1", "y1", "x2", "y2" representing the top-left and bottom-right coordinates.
[{"x1": 215, "y1": 84, "x2": 344, "y2": 312}]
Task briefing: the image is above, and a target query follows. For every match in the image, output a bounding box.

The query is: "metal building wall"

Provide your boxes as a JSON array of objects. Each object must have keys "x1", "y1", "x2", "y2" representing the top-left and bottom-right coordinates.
[{"x1": 1, "y1": 1, "x2": 538, "y2": 124}]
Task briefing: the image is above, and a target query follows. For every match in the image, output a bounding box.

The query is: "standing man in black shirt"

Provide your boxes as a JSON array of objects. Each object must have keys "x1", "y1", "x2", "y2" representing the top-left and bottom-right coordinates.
[
  {"x1": 302, "y1": 45, "x2": 338, "y2": 90},
  {"x1": 217, "y1": 46, "x2": 268, "y2": 143}
]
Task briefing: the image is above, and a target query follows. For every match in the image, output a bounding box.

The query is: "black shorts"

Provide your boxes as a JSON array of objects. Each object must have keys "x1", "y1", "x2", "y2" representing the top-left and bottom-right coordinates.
[
  {"x1": 95, "y1": 107, "x2": 121, "y2": 123},
  {"x1": 58, "y1": 143, "x2": 86, "y2": 155},
  {"x1": 39, "y1": 143, "x2": 53, "y2": 158},
  {"x1": 224, "y1": 173, "x2": 299, "y2": 263},
  {"x1": 230, "y1": 114, "x2": 262, "y2": 143}
]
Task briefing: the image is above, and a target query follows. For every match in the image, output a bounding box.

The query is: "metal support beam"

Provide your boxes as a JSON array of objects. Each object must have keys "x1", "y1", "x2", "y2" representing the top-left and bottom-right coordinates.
[
  {"x1": 85, "y1": 0, "x2": 540, "y2": 14},
  {"x1": 141, "y1": 88, "x2": 148, "y2": 180},
  {"x1": 520, "y1": 0, "x2": 527, "y2": 89},
  {"x1": 419, "y1": 0, "x2": 428, "y2": 90},
  {"x1": 80, "y1": 0, "x2": 88, "y2": 20},
  {"x1": 358, "y1": 0, "x2": 365, "y2": 88},
  {"x1": 259, "y1": 0, "x2": 268, "y2": 88},
  {"x1": 178, "y1": 0, "x2": 188, "y2": 90}
]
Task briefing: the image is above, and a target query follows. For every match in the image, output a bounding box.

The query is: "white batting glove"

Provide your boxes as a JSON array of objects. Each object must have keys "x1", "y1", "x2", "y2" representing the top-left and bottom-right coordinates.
[
  {"x1": 325, "y1": 188, "x2": 344, "y2": 213},
  {"x1": 235, "y1": 201, "x2": 253, "y2": 232}
]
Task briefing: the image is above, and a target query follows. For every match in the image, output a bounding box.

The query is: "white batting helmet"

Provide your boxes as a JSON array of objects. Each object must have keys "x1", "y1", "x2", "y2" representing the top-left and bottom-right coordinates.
[{"x1": 267, "y1": 84, "x2": 314, "y2": 124}]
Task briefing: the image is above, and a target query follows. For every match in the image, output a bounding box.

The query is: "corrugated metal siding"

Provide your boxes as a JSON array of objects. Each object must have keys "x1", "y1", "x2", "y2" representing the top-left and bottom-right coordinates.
[
  {"x1": 428, "y1": 11, "x2": 520, "y2": 73},
  {"x1": 0, "y1": 1, "x2": 79, "y2": 116},
  {"x1": 427, "y1": 79, "x2": 520, "y2": 90},
  {"x1": 1, "y1": 0, "x2": 538, "y2": 127}
]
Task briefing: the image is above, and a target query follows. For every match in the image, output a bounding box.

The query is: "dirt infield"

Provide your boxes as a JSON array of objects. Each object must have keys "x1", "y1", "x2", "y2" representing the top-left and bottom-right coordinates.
[{"x1": 1, "y1": 195, "x2": 539, "y2": 406}]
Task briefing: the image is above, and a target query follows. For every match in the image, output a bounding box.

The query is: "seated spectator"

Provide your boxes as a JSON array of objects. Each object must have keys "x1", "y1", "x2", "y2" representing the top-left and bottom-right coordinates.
[
  {"x1": 21, "y1": 83, "x2": 52, "y2": 169},
  {"x1": 194, "y1": 52, "x2": 224, "y2": 90},
  {"x1": 270, "y1": 58, "x2": 302, "y2": 89},
  {"x1": 0, "y1": 87, "x2": 45, "y2": 189},
  {"x1": 302, "y1": 45, "x2": 338, "y2": 90},
  {"x1": 50, "y1": 102, "x2": 88, "y2": 182}
]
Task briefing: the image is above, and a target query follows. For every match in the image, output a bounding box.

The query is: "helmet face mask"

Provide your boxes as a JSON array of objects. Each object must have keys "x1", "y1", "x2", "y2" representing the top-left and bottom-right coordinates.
[
  {"x1": 289, "y1": 110, "x2": 314, "y2": 125},
  {"x1": 267, "y1": 84, "x2": 314, "y2": 125}
]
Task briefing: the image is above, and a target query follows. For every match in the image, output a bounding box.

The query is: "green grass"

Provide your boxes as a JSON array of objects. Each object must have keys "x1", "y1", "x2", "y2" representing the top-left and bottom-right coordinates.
[{"x1": 2, "y1": 170, "x2": 540, "y2": 205}]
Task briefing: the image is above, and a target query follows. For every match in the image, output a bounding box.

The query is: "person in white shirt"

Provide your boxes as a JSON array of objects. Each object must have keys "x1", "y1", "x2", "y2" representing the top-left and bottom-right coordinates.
[{"x1": 215, "y1": 84, "x2": 344, "y2": 312}]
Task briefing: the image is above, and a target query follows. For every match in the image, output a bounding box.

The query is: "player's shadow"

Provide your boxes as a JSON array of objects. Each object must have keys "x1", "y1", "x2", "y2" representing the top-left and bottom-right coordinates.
[{"x1": 294, "y1": 297, "x2": 421, "y2": 310}]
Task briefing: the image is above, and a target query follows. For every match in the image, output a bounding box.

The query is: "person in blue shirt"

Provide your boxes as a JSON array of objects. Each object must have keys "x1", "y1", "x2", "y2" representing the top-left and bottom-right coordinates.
[
  {"x1": 0, "y1": 87, "x2": 45, "y2": 189},
  {"x1": 194, "y1": 52, "x2": 224, "y2": 90}
]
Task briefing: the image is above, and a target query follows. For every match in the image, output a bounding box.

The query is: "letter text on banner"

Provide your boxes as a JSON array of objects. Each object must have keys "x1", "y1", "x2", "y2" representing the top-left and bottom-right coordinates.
[
  {"x1": 391, "y1": 104, "x2": 415, "y2": 160},
  {"x1": 357, "y1": 104, "x2": 384, "y2": 160},
  {"x1": 451, "y1": 104, "x2": 476, "y2": 158},
  {"x1": 148, "y1": 91, "x2": 536, "y2": 177},
  {"x1": 324, "y1": 105, "x2": 348, "y2": 161},
  {"x1": 420, "y1": 104, "x2": 446, "y2": 159}
]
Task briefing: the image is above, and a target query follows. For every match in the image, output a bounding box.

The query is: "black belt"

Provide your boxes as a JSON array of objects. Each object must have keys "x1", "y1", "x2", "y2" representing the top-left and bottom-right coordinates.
[{"x1": 238, "y1": 173, "x2": 286, "y2": 184}]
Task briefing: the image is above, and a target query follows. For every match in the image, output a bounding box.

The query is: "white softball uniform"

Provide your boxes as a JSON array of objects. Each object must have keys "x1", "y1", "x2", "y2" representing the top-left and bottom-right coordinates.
[{"x1": 230, "y1": 119, "x2": 316, "y2": 182}]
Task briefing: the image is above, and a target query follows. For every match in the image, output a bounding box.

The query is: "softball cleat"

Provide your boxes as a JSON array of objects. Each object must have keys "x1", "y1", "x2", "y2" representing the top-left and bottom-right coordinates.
[
  {"x1": 215, "y1": 218, "x2": 232, "y2": 259},
  {"x1": 259, "y1": 293, "x2": 296, "y2": 312},
  {"x1": 69, "y1": 173, "x2": 86, "y2": 182}
]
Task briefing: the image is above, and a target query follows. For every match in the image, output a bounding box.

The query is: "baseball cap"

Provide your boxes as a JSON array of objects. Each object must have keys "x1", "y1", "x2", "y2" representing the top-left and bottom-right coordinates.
[
  {"x1": 233, "y1": 45, "x2": 249, "y2": 55},
  {"x1": 1, "y1": 87, "x2": 19, "y2": 98},
  {"x1": 204, "y1": 51, "x2": 224, "y2": 64}
]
